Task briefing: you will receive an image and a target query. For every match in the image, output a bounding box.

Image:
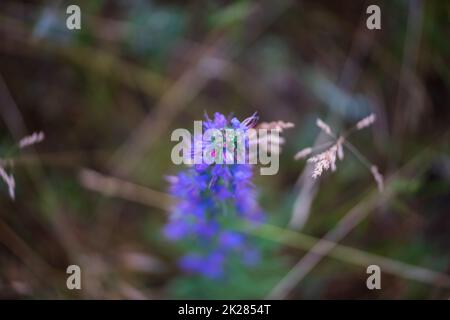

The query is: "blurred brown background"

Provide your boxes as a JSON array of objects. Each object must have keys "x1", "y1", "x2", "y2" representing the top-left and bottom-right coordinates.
[{"x1": 0, "y1": 0, "x2": 449, "y2": 299}]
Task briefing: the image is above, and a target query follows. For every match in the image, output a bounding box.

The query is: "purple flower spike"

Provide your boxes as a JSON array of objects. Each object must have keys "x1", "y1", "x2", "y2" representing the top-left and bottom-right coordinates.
[{"x1": 165, "y1": 112, "x2": 264, "y2": 278}]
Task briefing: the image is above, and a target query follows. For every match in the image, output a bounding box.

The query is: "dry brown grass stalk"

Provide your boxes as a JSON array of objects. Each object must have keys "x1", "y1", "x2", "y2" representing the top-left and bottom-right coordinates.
[{"x1": 295, "y1": 114, "x2": 383, "y2": 191}]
